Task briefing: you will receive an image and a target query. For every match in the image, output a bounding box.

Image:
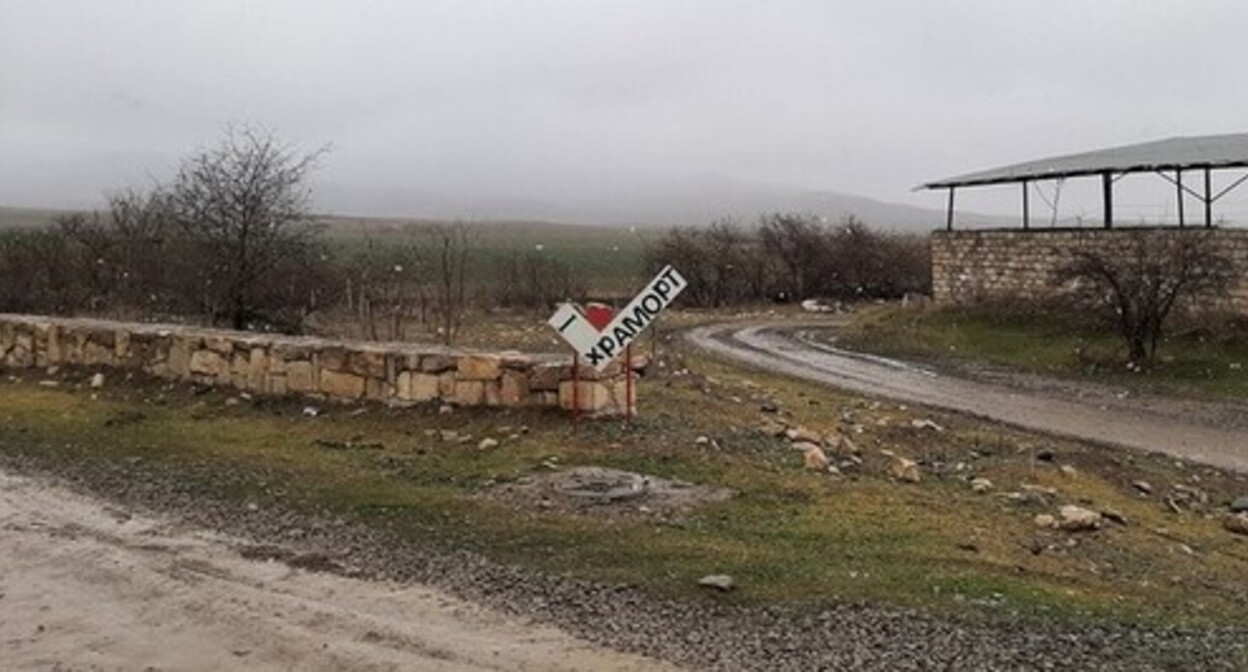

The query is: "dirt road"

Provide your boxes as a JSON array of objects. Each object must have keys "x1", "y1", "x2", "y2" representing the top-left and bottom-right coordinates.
[
  {"x1": 0, "y1": 468, "x2": 675, "y2": 672},
  {"x1": 688, "y1": 322, "x2": 1248, "y2": 472}
]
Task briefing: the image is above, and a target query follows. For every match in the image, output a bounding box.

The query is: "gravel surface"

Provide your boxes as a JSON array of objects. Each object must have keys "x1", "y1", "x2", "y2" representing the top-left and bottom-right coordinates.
[{"x1": 1, "y1": 450, "x2": 1244, "y2": 671}]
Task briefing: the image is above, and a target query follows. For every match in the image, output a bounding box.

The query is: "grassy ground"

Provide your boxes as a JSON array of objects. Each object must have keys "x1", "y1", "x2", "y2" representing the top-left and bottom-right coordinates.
[
  {"x1": 838, "y1": 304, "x2": 1248, "y2": 400},
  {"x1": 2, "y1": 330, "x2": 1246, "y2": 632}
]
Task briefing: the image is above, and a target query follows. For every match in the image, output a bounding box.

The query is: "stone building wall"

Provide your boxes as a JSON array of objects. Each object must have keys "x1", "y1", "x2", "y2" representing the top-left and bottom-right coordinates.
[
  {"x1": 0, "y1": 314, "x2": 635, "y2": 416},
  {"x1": 931, "y1": 228, "x2": 1248, "y2": 313}
]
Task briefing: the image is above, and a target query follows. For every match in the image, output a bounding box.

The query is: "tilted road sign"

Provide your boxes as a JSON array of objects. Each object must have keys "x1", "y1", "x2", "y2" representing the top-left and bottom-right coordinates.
[{"x1": 547, "y1": 265, "x2": 687, "y2": 371}]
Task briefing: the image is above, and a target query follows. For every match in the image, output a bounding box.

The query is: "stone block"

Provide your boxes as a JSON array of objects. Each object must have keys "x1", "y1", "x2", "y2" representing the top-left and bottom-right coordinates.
[
  {"x1": 530, "y1": 362, "x2": 565, "y2": 391},
  {"x1": 500, "y1": 370, "x2": 530, "y2": 406},
  {"x1": 483, "y1": 380, "x2": 503, "y2": 406},
  {"x1": 437, "y1": 372, "x2": 457, "y2": 398},
  {"x1": 114, "y1": 330, "x2": 130, "y2": 361},
  {"x1": 189, "y1": 350, "x2": 227, "y2": 377},
  {"x1": 454, "y1": 380, "x2": 486, "y2": 406},
  {"x1": 317, "y1": 346, "x2": 349, "y2": 371},
  {"x1": 348, "y1": 349, "x2": 387, "y2": 378},
  {"x1": 403, "y1": 372, "x2": 441, "y2": 402},
  {"x1": 559, "y1": 380, "x2": 612, "y2": 413},
  {"x1": 320, "y1": 369, "x2": 366, "y2": 399},
  {"x1": 286, "y1": 360, "x2": 315, "y2": 392},
  {"x1": 420, "y1": 354, "x2": 455, "y2": 373},
  {"x1": 247, "y1": 348, "x2": 268, "y2": 390},
  {"x1": 365, "y1": 377, "x2": 391, "y2": 401},
  {"x1": 167, "y1": 338, "x2": 194, "y2": 378},
  {"x1": 457, "y1": 355, "x2": 502, "y2": 381},
  {"x1": 204, "y1": 336, "x2": 234, "y2": 354},
  {"x1": 265, "y1": 372, "x2": 288, "y2": 396}
]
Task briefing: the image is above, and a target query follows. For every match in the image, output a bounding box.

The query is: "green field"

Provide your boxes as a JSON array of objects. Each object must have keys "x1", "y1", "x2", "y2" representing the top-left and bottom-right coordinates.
[{"x1": 316, "y1": 215, "x2": 657, "y2": 293}]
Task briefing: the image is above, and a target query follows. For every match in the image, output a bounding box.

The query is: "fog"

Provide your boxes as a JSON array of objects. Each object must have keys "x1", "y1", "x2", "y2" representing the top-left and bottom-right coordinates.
[{"x1": 4, "y1": 1, "x2": 1248, "y2": 224}]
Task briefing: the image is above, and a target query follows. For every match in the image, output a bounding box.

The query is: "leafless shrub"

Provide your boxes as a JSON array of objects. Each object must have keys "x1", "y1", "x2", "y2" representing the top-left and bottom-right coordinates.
[
  {"x1": 646, "y1": 213, "x2": 930, "y2": 307},
  {"x1": 1056, "y1": 230, "x2": 1232, "y2": 363},
  {"x1": 494, "y1": 248, "x2": 586, "y2": 309}
]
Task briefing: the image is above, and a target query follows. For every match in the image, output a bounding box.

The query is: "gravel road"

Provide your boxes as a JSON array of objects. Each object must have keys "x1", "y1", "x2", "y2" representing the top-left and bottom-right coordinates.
[
  {"x1": 0, "y1": 467, "x2": 674, "y2": 672},
  {"x1": 688, "y1": 322, "x2": 1248, "y2": 473}
]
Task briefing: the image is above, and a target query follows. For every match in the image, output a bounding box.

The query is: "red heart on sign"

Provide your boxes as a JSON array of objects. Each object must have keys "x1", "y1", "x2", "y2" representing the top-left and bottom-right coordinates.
[{"x1": 583, "y1": 303, "x2": 615, "y2": 330}]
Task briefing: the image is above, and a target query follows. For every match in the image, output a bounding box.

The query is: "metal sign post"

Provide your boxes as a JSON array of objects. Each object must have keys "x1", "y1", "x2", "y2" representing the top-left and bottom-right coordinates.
[{"x1": 548, "y1": 265, "x2": 686, "y2": 420}]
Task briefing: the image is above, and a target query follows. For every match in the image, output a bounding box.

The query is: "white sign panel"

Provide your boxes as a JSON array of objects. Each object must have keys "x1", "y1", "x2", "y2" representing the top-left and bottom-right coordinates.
[{"x1": 548, "y1": 265, "x2": 687, "y2": 371}]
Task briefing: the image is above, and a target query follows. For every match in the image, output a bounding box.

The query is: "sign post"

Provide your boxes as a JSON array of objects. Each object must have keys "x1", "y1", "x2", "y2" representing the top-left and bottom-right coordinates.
[{"x1": 548, "y1": 265, "x2": 687, "y2": 419}]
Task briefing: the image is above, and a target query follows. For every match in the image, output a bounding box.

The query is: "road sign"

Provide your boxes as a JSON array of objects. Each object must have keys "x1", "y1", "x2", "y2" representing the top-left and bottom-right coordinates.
[{"x1": 548, "y1": 265, "x2": 686, "y2": 371}]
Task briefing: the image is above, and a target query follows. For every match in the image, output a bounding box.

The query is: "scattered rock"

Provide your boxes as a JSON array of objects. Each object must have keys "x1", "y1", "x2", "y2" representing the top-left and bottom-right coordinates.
[
  {"x1": 439, "y1": 430, "x2": 459, "y2": 442},
  {"x1": 1132, "y1": 480, "x2": 1154, "y2": 495},
  {"x1": 910, "y1": 418, "x2": 944, "y2": 432},
  {"x1": 802, "y1": 445, "x2": 830, "y2": 472},
  {"x1": 224, "y1": 397, "x2": 240, "y2": 407},
  {"x1": 90, "y1": 372, "x2": 105, "y2": 389},
  {"x1": 478, "y1": 438, "x2": 500, "y2": 450},
  {"x1": 438, "y1": 404, "x2": 454, "y2": 415},
  {"x1": 1223, "y1": 514, "x2": 1248, "y2": 536},
  {"x1": 1058, "y1": 505, "x2": 1102, "y2": 532},
  {"x1": 1020, "y1": 484, "x2": 1058, "y2": 498},
  {"x1": 758, "y1": 420, "x2": 787, "y2": 438},
  {"x1": 1229, "y1": 496, "x2": 1248, "y2": 514},
  {"x1": 1059, "y1": 464, "x2": 1077, "y2": 478},
  {"x1": 1101, "y1": 508, "x2": 1128, "y2": 526},
  {"x1": 1033, "y1": 514, "x2": 1056, "y2": 529},
  {"x1": 694, "y1": 435, "x2": 710, "y2": 446},
  {"x1": 301, "y1": 406, "x2": 320, "y2": 418},
  {"x1": 832, "y1": 434, "x2": 861, "y2": 455},
  {"x1": 697, "y1": 574, "x2": 735, "y2": 592},
  {"x1": 784, "y1": 426, "x2": 822, "y2": 444},
  {"x1": 760, "y1": 400, "x2": 780, "y2": 414},
  {"x1": 889, "y1": 456, "x2": 921, "y2": 483},
  {"x1": 791, "y1": 440, "x2": 821, "y2": 453},
  {"x1": 969, "y1": 477, "x2": 993, "y2": 494}
]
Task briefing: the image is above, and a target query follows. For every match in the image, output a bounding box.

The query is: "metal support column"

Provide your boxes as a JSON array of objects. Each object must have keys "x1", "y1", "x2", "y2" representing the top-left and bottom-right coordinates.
[
  {"x1": 1204, "y1": 167, "x2": 1213, "y2": 228},
  {"x1": 1176, "y1": 169, "x2": 1185, "y2": 227},
  {"x1": 1101, "y1": 172, "x2": 1113, "y2": 229},
  {"x1": 1022, "y1": 180, "x2": 1030, "y2": 230},
  {"x1": 946, "y1": 187, "x2": 955, "y2": 231}
]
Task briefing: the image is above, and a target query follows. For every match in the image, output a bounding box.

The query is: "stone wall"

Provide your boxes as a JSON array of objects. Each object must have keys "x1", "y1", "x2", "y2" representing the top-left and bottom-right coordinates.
[
  {"x1": 931, "y1": 228, "x2": 1248, "y2": 312},
  {"x1": 0, "y1": 314, "x2": 635, "y2": 416}
]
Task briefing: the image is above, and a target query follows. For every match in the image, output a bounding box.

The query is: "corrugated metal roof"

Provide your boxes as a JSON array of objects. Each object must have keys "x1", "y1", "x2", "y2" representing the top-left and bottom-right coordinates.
[{"x1": 922, "y1": 133, "x2": 1248, "y2": 189}]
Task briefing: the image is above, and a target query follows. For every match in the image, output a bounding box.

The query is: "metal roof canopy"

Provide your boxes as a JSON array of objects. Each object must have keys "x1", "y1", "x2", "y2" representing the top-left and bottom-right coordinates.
[{"x1": 922, "y1": 133, "x2": 1248, "y2": 231}]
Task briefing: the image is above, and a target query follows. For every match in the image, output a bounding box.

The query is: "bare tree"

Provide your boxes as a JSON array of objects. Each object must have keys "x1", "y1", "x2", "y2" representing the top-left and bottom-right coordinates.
[
  {"x1": 1057, "y1": 230, "x2": 1232, "y2": 364},
  {"x1": 429, "y1": 223, "x2": 475, "y2": 345},
  {"x1": 168, "y1": 125, "x2": 328, "y2": 330},
  {"x1": 757, "y1": 213, "x2": 830, "y2": 301}
]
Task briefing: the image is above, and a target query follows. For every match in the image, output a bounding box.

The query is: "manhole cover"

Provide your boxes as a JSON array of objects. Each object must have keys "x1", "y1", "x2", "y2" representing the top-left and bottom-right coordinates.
[{"x1": 557, "y1": 467, "x2": 649, "y2": 503}]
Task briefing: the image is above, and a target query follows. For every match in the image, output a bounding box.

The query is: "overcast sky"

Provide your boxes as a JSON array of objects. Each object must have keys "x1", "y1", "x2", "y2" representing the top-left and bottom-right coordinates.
[{"x1": 4, "y1": 0, "x2": 1248, "y2": 222}]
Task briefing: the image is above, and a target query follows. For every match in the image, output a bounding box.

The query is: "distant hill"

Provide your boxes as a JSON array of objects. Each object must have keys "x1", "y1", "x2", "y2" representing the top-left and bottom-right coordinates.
[
  {"x1": 313, "y1": 176, "x2": 1016, "y2": 233},
  {"x1": 4, "y1": 176, "x2": 1019, "y2": 234}
]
